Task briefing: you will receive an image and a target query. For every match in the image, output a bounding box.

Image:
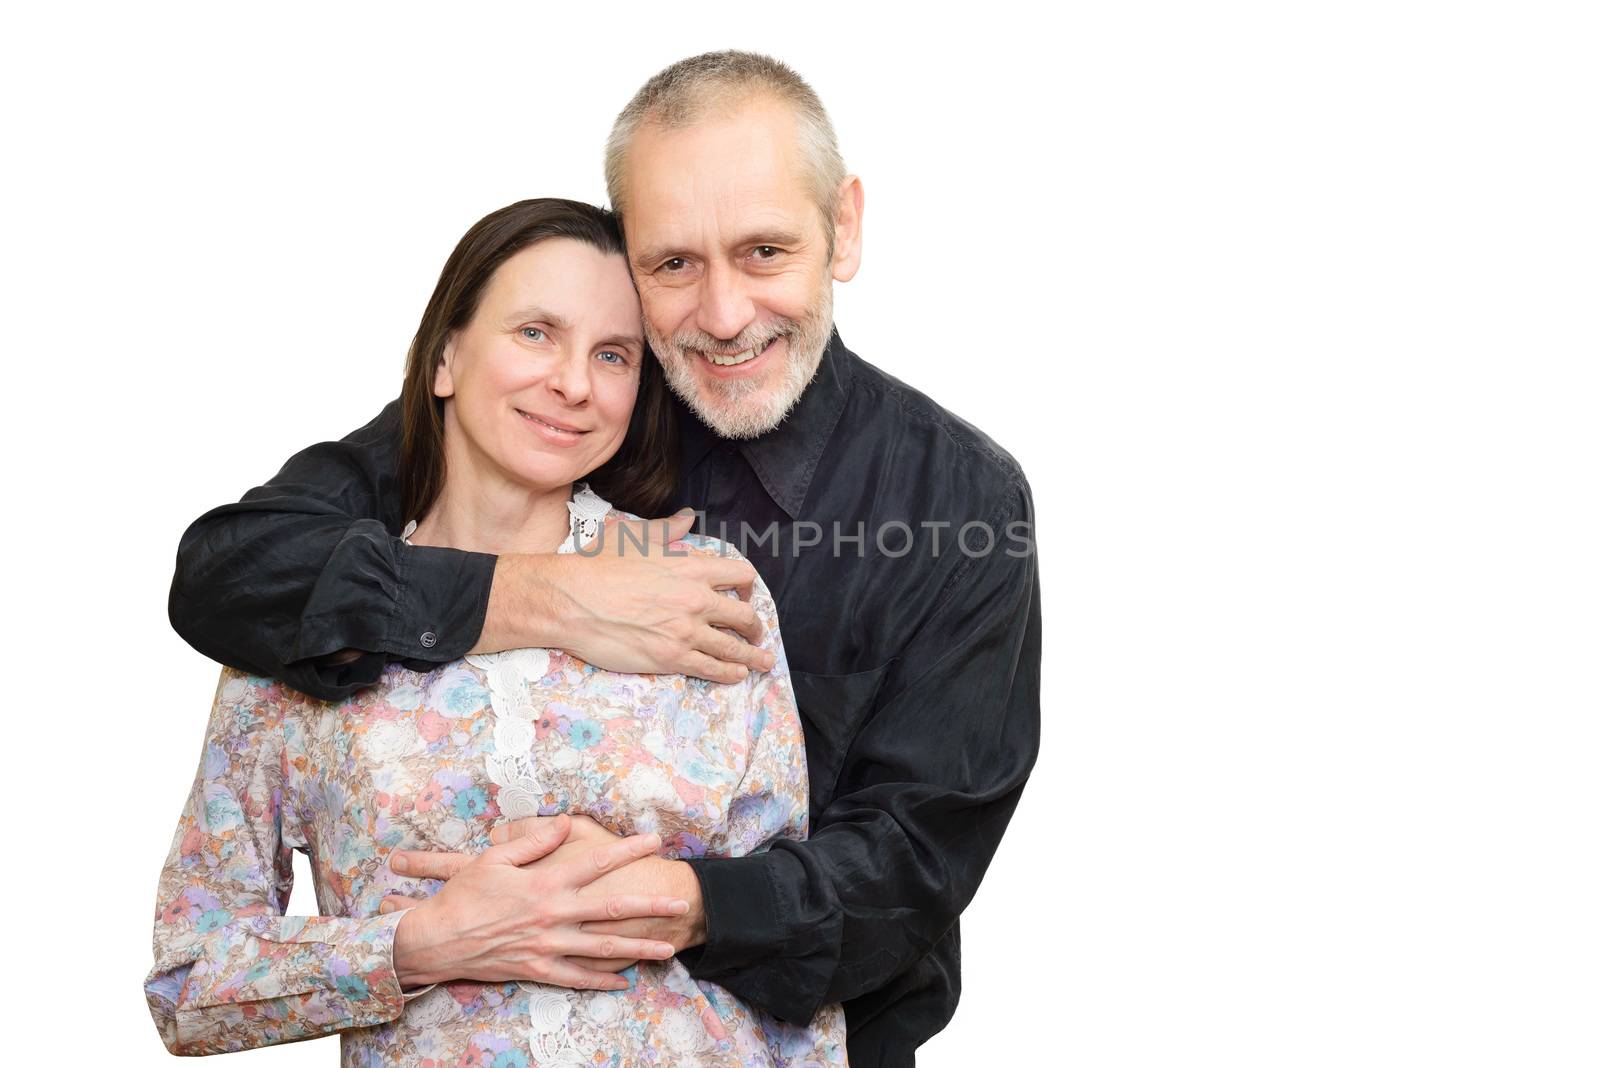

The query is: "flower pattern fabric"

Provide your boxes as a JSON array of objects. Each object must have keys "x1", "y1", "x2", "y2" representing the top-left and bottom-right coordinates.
[{"x1": 146, "y1": 498, "x2": 849, "y2": 1065}]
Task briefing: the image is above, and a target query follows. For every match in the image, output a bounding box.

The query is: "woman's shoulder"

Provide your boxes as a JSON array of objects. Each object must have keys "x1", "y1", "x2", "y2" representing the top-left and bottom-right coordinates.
[{"x1": 605, "y1": 508, "x2": 751, "y2": 563}]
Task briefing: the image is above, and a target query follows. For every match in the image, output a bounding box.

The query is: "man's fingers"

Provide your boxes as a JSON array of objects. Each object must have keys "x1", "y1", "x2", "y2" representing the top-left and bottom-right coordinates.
[
  {"x1": 572, "y1": 894, "x2": 692, "y2": 923},
  {"x1": 389, "y1": 850, "x2": 472, "y2": 880},
  {"x1": 488, "y1": 814, "x2": 571, "y2": 847},
  {"x1": 659, "y1": 509, "x2": 696, "y2": 542},
  {"x1": 696, "y1": 556, "x2": 758, "y2": 597},
  {"x1": 553, "y1": 931, "x2": 675, "y2": 962},
  {"x1": 378, "y1": 894, "x2": 425, "y2": 914},
  {"x1": 704, "y1": 598, "x2": 766, "y2": 650},
  {"x1": 676, "y1": 650, "x2": 749, "y2": 686},
  {"x1": 566, "y1": 955, "x2": 637, "y2": 974},
  {"x1": 564, "y1": 813, "x2": 614, "y2": 842},
  {"x1": 485, "y1": 813, "x2": 571, "y2": 866},
  {"x1": 537, "y1": 960, "x2": 632, "y2": 992},
  {"x1": 567, "y1": 832, "x2": 661, "y2": 885},
  {"x1": 696, "y1": 626, "x2": 774, "y2": 675},
  {"x1": 594, "y1": 511, "x2": 696, "y2": 555}
]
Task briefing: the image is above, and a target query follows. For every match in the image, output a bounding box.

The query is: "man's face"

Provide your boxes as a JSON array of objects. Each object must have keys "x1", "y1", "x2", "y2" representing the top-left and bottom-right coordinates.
[{"x1": 623, "y1": 99, "x2": 837, "y2": 439}]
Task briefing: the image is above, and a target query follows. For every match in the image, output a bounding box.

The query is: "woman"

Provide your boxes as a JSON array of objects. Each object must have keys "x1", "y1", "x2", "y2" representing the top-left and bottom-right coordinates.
[{"x1": 145, "y1": 199, "x2": 849, "y2": 1065}]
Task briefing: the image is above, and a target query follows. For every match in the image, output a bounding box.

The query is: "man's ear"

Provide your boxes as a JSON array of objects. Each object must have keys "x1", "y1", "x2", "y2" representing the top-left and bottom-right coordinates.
[
  {"x1": 830, "y1": 175, "x2": 864, "y2": 283},
  {"x1": 433, "y1": 337, "x2": 457, "y2": 398}
]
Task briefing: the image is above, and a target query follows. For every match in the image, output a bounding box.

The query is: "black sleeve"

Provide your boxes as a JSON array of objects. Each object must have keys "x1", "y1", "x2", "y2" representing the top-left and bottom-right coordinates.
[
  {"x1": 682, "y1": 478, "x2": 1042, "y2": 1022},
  {"x1": 167, "y1": 401, "x2": 497, "y2": 701}
]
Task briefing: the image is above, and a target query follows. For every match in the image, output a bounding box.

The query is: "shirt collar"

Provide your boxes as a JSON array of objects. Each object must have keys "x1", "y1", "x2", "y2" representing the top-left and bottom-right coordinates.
[{"x1": 677, "y1": 328, "x2": 855, "y2": 518}]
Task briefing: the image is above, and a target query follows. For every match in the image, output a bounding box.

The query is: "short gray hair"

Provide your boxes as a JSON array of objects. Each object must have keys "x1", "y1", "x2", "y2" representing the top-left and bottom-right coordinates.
[{"x1": 604, "y1": 51, "x2": 848, "y2": 256}]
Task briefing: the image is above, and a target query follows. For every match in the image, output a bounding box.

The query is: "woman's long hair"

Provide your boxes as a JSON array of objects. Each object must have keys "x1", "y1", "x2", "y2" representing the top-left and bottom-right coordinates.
[{"x1": 399, "y1": 198, "x2": 678, "y2": 524}]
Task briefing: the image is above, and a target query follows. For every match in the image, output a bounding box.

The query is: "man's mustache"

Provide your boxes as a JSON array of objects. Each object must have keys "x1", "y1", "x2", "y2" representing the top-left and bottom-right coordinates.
[{"x1": 665, "y1": 319, "x2": 796, "y2": 356}]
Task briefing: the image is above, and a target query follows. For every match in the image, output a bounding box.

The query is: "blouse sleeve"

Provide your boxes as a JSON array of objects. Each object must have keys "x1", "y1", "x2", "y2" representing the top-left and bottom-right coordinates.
[
  {"x1": 714, "y1": 544, "x2": 811, "y2": 853},
  {"x1": 144, "y1": 668, "x2": 408, "y2": 1055}
]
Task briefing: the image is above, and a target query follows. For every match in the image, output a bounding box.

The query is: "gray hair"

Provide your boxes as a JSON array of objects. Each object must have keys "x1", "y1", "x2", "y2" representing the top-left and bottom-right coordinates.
[{"x1": 604, "y1": 51, "x2": 848, "y2": 256}]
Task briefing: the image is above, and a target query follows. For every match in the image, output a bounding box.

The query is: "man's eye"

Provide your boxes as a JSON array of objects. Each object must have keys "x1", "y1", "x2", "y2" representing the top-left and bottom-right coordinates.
[
  {"x1": 754, "y1": 245, "x2": 780, "y2": 259},
  {"x1": 661, "y1": 257, "x2": 688, "y2": 272},
  {"x1": 521, "y1": 327, "x2": 547, "y2": 342}
]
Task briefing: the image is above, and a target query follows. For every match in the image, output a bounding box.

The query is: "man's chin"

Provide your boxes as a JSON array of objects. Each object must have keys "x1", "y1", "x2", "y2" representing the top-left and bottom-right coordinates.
[{"x1": 685, "y1": 385, "x2": 788, "y2": 440}]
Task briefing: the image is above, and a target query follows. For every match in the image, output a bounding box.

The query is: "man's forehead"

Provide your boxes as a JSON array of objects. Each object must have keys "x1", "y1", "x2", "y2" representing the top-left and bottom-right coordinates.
[{"x1": 626, "y1": 103, "x2": 804, "y2": 200}]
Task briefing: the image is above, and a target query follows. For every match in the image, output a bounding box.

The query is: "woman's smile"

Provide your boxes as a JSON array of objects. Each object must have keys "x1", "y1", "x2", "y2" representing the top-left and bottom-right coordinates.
[{"x1": 515, "y1": 407, "x2": 590, "y2": 446}]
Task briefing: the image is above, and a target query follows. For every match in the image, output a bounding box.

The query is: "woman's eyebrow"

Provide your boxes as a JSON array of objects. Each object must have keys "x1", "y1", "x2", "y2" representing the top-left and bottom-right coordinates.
[
  {"x1": 502, "y1": 306, "x2": 573, "y2": 330},
  {"x1": 596, "y1": 331, "x2": 645, "y2": 351}
]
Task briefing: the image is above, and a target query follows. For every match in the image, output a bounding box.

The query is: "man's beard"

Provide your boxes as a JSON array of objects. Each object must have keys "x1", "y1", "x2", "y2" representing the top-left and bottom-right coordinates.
[{"x1": 645, "y1": 283, "x2": 833, "y2": 440}]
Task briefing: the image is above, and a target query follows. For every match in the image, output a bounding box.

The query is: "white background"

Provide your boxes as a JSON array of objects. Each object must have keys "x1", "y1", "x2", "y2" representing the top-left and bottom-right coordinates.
[{"x1": 2, "y1": 2, "x2": 1596, "y2": 1064}]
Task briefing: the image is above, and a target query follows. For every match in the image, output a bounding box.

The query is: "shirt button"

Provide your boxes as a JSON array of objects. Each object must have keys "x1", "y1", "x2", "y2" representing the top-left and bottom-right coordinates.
[{"x1": 420, "y1": 631, "x2": 438, "y2": 649}]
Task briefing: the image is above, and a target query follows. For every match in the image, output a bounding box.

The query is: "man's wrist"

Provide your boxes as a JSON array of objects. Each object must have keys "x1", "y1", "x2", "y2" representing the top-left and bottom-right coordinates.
[
  {"x1": 473, "y1": 553, "x2": 569, "y2": 654},
  {"x1": 671, "y1": 859, "x2": 708, "y2": 952}
]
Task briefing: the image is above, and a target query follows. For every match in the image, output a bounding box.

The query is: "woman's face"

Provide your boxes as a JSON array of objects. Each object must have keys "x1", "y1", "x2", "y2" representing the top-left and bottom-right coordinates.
[{"x1": 434, "y1": 237, "x2": 645, "y2": 494}]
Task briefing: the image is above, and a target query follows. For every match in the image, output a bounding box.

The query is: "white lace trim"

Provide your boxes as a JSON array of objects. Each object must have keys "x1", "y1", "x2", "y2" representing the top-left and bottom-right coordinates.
[
  {"x1": 564, "y1": 481, "x2": 611, "y2": 551},
  {"x1": 459, "y1": 481, "x2": 611, "y2": 817},
  {"x1": 453, "y1": 483, "x2": 614, "y2": 1039}
]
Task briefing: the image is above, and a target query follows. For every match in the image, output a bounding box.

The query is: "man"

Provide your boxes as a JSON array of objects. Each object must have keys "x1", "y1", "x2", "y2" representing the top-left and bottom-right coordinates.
[{"x1": 170, "y1": 51, "x2": 1041, "y2": 1066}]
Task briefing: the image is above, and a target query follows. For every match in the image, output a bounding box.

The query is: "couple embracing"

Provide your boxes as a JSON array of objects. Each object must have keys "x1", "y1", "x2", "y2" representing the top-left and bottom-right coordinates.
[{"x1": 148, "y1": 50, "x2": 1040, "y2": 1068}]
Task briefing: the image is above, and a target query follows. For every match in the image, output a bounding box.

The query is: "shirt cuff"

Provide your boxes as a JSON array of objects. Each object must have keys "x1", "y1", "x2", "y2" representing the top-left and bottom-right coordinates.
[
  {"x1": 682, "y1": 851, "x2": 787, "y2": 976},
  {"x1": 681, "y1": 849, "x2": 842, "y2": 1024},
  {"x1": 383, "y1": 543, "x2": 498, "y2": 664},
  {"x1": 288, "y1": 519, "x2": 496, "y2": 673}
]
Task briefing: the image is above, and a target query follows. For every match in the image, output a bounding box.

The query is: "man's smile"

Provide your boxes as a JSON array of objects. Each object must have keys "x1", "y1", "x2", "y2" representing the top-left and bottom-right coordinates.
[{"x1": 693, "y1": 335, "x2": 783, "y2": 373}]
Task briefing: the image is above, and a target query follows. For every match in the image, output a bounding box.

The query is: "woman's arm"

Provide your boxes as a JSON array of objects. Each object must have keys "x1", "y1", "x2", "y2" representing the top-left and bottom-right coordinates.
[
  {"x1": 144, "y1": 669, "x2": 409, "y2": 1055},
  {"x1": 719, "y1": 558, "x2": 811, "y2": 852}
]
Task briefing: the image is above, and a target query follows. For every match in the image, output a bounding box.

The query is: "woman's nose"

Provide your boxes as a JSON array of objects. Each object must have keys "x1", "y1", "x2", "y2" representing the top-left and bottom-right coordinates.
[{"x1": 545, "y1": 348, "x2": 592, "y2": 405}]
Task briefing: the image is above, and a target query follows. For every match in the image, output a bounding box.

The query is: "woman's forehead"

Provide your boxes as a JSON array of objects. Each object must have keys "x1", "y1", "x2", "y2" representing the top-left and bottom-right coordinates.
[{"x1": 482, "y1": 240, "x2": 641, "y2": 336}]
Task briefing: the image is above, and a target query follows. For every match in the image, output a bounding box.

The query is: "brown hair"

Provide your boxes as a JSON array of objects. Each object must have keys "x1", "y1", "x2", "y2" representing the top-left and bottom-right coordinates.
[{"x1": 399, "y1": 198, "x2": 678, "y2": 524}]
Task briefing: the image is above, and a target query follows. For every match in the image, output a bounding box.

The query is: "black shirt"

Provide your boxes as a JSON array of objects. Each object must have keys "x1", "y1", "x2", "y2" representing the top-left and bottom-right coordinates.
[{"x1": 170, "y1": 331, "x2": 1042, "y2": 1067}]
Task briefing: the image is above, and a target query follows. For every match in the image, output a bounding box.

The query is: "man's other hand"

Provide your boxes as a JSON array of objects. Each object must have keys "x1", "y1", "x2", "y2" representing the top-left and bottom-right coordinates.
[{"x1": 473, "y1": 509, "x2": 775, "y2": 684}]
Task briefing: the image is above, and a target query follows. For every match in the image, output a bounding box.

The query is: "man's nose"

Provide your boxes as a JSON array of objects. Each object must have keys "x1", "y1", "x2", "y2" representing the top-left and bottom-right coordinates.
[
  {"x1": 695, "y1": 262, "x2": 755, "y2": 342},
  {"x1": 547, "y1": 347, "x2": 592, "y2": 405}
]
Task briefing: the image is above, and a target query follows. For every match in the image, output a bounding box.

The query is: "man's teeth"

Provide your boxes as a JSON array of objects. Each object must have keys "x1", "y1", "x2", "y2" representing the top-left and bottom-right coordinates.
[{"x1": 704, "y1": 349, "x2": 757, "y2": 367}]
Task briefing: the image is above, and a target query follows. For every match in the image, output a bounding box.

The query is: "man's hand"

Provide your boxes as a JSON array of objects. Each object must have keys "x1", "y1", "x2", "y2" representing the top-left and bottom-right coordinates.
[
  {"x1": 472, "y1": 509, "x2": 775, "y2": 684},
  {"x1": 384, "y1": 815, "x2": 708, "y2": 976},
  {"x1": 509, "y1": 816, "x2": 707, "y2": 963},
  {"x1": 380, "y1": 814, "x2": 688, "y2": 990}
]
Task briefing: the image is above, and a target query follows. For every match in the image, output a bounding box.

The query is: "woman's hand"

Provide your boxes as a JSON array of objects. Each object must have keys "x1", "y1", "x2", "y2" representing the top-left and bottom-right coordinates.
[
  {"x1": 385, "y1": 813, "x2": 687, "y2": 990},
  {"x1": 493, "y1": 814, "x2": 707, "y2": 971}
]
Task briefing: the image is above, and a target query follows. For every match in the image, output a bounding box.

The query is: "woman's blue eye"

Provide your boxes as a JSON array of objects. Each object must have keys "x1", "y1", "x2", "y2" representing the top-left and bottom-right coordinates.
[
  {"x1": 596, "y1": 351, "x2": 625, "y2": 365},
  {"x1": 521, "y1": 327, "x2": 546, "y2": 342}
]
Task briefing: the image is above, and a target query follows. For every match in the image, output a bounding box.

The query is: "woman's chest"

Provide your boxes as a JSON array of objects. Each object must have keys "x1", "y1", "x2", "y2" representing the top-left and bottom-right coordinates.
[{"x1": 285, "y1": 653, "x2": 757, "y2": 875}]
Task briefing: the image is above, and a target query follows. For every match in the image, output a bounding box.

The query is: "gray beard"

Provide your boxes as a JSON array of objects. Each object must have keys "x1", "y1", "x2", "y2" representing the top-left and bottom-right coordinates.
[{"x1": 646, "y1": 285, "x2": 833, "y2": 440}]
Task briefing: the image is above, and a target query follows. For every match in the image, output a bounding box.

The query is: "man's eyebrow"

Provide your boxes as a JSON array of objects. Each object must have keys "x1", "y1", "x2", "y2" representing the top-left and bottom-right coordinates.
[
  {"x1": 631, "y1": 230, "x2": 808, "y2": 269},
  {"x1": 631, "y1": 245, "x2": 680, "y2": 270},
  {"x1": 502, "y1": 306, "x2": 572, "y2": 330},
  {"x1": 735, "y1": 229, "x2": 805, "y2": 249}
]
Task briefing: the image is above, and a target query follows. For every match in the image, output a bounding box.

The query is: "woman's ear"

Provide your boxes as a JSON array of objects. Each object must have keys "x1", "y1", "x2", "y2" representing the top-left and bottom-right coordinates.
[{"x1": 433, "y1": 338, "x2": 457, "y2": 398}]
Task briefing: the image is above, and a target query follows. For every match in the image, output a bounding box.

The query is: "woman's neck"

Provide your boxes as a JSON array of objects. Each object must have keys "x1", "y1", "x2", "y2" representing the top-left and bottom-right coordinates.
[
  {"x1": 409, "y1": 477, "x2": 575, "y2": 556},
  {"x1": 408, "y1": 427, "x2": 578, "y2": 555}
]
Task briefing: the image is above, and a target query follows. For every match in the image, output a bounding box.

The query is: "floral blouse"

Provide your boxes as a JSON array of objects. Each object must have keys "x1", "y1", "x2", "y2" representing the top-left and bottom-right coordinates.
[{"x1": 145, "y1": 487, "x2": 849, "y2": 1065}]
